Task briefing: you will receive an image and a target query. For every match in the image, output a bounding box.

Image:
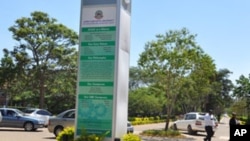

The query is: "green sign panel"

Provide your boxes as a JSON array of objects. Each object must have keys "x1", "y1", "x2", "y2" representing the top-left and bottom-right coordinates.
[{"x1": 76, "y1": 5, "x2": 117, "y2": 137}]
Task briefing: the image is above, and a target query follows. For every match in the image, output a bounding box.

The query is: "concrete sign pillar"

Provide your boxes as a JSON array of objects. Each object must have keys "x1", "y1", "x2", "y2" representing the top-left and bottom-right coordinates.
[{"x1": 75, "y1": 0, "x2": 131, "y2": 140}]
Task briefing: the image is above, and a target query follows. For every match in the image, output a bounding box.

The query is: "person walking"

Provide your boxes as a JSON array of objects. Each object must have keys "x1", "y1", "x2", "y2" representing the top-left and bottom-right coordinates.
[
  {"x1": 204, "y1": 110, "x2": 215, "y2": 141},
  {"x1": 229, "y1": 112, "x2": 240, "y2": 141},
  {"x1": 229, "y1": 112, "x2": 239, "y2": 125}
]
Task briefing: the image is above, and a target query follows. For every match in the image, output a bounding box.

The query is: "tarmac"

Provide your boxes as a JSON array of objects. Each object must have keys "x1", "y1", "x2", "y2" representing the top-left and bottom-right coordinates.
[{"x1": 139, "y1": 115, "x2": 230, "y2": 141}]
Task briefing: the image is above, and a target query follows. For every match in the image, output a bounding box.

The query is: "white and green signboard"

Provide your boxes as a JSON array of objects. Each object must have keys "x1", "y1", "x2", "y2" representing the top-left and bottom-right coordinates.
[{"x1": 76, "y1": 0, "x2": 131, "y2": 140}]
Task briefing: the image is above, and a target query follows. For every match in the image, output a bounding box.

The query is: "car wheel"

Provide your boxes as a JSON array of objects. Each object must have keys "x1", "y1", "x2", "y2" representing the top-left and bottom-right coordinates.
[
  {"x1": 54, "y1": 126, "x2": 64, "y2": 137},
  {"x1": 24, "y1": 122, "x2": 34, "y2": 131},
  {"x1": 173, "y1": 124, "x2": 178, "y2": 130},
  {"x1": 187, "y1": 125, "x2": 193, "y2": 134}
]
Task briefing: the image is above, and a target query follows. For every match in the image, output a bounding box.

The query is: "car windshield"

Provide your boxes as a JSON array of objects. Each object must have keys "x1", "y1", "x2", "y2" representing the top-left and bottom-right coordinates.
[
  {"x1": 15, "y1": 109, "x2": 25, "y2": 116},
  {"x1": 127, "y1": 122, "x2": 132, "y2": 127},
  {"x1": 23, "y1": 109, "x2": 35, "y2": 113},
  {"x1": 57, "y1": 109, "x2": 74, "y2": 117}
]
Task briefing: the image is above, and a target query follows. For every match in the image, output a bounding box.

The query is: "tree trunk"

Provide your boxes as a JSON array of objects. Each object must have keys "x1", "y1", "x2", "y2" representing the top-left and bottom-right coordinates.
[
  {"x1": 164, "y1": 116, "x2": 170, "y2": 131},
  {"x1": 39, "y1": 73, "x2": 45, "y2": 109},
  {"x1": 39, "y1": 83, "x2": 44, "y2": 109}
]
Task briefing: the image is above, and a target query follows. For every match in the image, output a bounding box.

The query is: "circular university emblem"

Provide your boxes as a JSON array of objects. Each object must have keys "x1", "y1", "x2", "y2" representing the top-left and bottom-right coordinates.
[{"x1": 95, "y1": 10, "x2": 103, "y2": 19}]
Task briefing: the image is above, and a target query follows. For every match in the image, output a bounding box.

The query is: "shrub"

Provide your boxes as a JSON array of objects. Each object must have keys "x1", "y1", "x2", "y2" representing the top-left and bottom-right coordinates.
[
  {"x1": 56, "y1": 127, "x2": 110, "y2": 141},
  {"x1": 141, "y1": 129, "x2": 184, "y2": 138},
  {"x1": 74, "y1": 128, "x2": 109, "y2": 141},
  {"x1": 56, "y1": 127, "x2": 75, "y2": 141},
  {"x1": 122, "y1": 133, "x2": 141, "y2": 141}
]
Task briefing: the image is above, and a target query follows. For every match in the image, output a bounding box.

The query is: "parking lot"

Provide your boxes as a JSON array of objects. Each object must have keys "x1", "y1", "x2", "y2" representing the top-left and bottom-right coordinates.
[
  {"x1": 0, "y1": 127, "x2": 55, "y2": 141},
  {"x1": 0, "y1": 119, "x2": 229, "y2": 141}
]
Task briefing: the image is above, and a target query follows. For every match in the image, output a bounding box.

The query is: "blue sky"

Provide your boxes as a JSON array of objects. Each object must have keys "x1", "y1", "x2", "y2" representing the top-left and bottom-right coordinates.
[{"x1": 1, "y1": 0, "x2": 250, "y2": 83}]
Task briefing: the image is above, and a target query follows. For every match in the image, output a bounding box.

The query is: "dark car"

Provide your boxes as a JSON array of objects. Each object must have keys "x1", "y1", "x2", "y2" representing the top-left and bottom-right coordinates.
[{"x1": 0, "y1": 108, "x2": 45, "y2": 131}]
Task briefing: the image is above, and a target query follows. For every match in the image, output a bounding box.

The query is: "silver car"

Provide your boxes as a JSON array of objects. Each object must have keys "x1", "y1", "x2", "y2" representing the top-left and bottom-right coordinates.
[
  {"x1": 48, "y1": 109, "x2": 134, "y2": 136},
  {"x1": 0, "y1": 111, "x2": 2, "y2": 122},
  {"x1": 48, "y1": 109, "x2": 75, "y2": 136},
  {"x1": 0, "y1": 108, "x2": 45, "y2": 131},
  {"x1": 23, "y1": 108, "x2": 52, "y2": 127},
  {"x1": 127, "y1": 121, "x2": 134, "y2": 133}
]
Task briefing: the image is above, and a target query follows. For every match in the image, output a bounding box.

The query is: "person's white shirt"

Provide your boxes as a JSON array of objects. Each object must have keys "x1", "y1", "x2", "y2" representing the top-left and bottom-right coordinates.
[{"x1": 204, "y1": 113, "x2": 215, "y2": 127}]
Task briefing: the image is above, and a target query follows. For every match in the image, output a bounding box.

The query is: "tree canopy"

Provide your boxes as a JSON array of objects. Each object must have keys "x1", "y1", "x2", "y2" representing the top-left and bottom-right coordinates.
[
  {"x1": 136, "y1": 28, "x2": 233, "y2": 130},
  {"x1": 1, "y1": 11, "x2": 78, "y2": 111}
]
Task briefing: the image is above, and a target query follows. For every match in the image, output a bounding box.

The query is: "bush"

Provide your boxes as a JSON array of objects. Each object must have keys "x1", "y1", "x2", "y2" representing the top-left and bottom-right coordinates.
[
  {"x1": 56, "y1": 127, "x2": 75, "y2": 141},
  {"x1": 122, "y1": 133, "x2": 141, "y2": 141},
  {"x1": 141, "y1": 129, "x2": 184, "y2": 138},
  {"x1": 56, "y1": 127, "x2": 110, "y2": 141},
  {"x1": 74, "y1": 128, "x2": 109, "y2": 141}
]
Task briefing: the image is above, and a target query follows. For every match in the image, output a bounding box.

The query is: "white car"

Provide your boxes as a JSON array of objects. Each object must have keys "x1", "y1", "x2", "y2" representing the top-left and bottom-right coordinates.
[{"x1": 172, "y1": 112, "x2": 218, "y2": 135}]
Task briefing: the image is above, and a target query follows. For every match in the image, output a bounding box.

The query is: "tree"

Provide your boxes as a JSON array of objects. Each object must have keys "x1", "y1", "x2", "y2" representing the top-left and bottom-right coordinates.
[
  {"x1": 233, "y1": 74, "x2": 250, "y2": 123},
  {"x1": 129, "y1": 67, "x2": 142, "y2": 90},
  {"x1": 7, "y1": 11, "x2": 78, "y2": 109},
  {"x1": 138, "y1": 28, "x2": 216, "y2": 130},
  {"x1": 0, "y1": 49, "x2": 18, "y2": 106},
  {"x1": 129, "y1": 66, "x2": 153, "y2": 90},
  {"x1": 233, "y1": 75, "x2": 250, "y2": 98},
  {"x1": 128, "y1": 87, "x2": 162, "y2": 117},
  {"x1": 211, "y1": 69, "x2": 234, "y2": 115}
]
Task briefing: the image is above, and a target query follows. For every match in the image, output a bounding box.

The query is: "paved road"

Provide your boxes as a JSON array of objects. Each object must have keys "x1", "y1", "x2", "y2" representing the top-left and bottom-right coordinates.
[
  {"x1": 0, "y1": 127, "x2": 55, "y2": 141},
  {"x1": 185, "y1": 116, "x2": 230, "y2": 141},
  {"x1": 134, "y1": 116, "x2": 230, "y2": 141},
  {"x1": 0, "y1": 116, "x2": 230, "y2": 141}
]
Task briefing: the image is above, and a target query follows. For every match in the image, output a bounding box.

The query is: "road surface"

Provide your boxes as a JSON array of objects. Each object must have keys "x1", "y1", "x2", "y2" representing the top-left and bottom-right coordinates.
[{"x1": 0, "y1": 116, "x2": 230, "y2": 141}]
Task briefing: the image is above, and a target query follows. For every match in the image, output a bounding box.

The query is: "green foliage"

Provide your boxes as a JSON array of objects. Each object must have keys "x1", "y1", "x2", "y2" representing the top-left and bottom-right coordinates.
[
  {"x1": 74, "y1": 128, "x2": 109, "y2": 141},
  {"x1": 4, "y1": 11, "x2": 78, "y2": 110},
  {"x1": 232, "y1": 75, "x2": 250, "y2": 124},
  {"x1": 129, "y1": 87, "x2": 163, "y2": 117},
  {"x1": 130, "y1": 117, "x2": 165, "y2": 125},
  {"x1": 133, "y1": 28, "x2": 235, "y2": 129},
  {"x1": 230, "y1": 100, "x2": 247, "y2": 117},
  {"x1": 56, "y1": 127, "x2": 110, "y2": 141},
  {"x1": 141, "y1": 129, "x2": 183, "y2": 138},
  {"x1": 122, "y1": 133, "x2": 141, "y2": 141},
  {"x1": 56, "y1": 127, "x2": 75, "y2": 141},
  {"x1": 239, "y1": 116, "x2": 247, "y2": 125},
  {"x1": 233, "y1": 75, "x2": 250, "y2": 98}
]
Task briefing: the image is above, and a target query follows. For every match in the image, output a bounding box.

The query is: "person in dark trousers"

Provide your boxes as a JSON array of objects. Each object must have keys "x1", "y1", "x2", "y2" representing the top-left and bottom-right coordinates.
[
  {"x1": 217, "y1": 113, "x2": 221, "y2": 123},
  {"x1": 229, "y1": 112, "x2": 240, "y2": 141},
  {"x1": 229, "y1": 112, "x2": 239, "y2": 125},
  {"x1": 204, "y1": 110, "x2": 215, "y2": 141}
]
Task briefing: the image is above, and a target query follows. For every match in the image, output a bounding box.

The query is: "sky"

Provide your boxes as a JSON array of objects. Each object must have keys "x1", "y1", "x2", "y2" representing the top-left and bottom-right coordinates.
[{"x1": 1, "y1": 0, "x2": 250, "y2": 83}]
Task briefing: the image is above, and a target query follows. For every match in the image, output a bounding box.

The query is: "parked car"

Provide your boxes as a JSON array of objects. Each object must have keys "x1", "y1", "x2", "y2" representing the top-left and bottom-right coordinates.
[
  {"x1": 0, "y1": 111, "x2": 2, "y2": 122},
  {"x1": 172, "y1": 112, "x2": 218, "y2": 135},
  {"x1": 48, "y1": 109, "x2": 134, "y2": 136},
  {"x1": 23, "y1": 108, "x2": 52, "y2": 127},
  {"x1": 127, "y1": 121, "x2": 134, "y2": 133},
  {"x1": 0, "y1": 108, "x2": 45, "y2": 131},
  {"x1": 48, "y1": 109, "x2": 75, "y2": 136}
]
